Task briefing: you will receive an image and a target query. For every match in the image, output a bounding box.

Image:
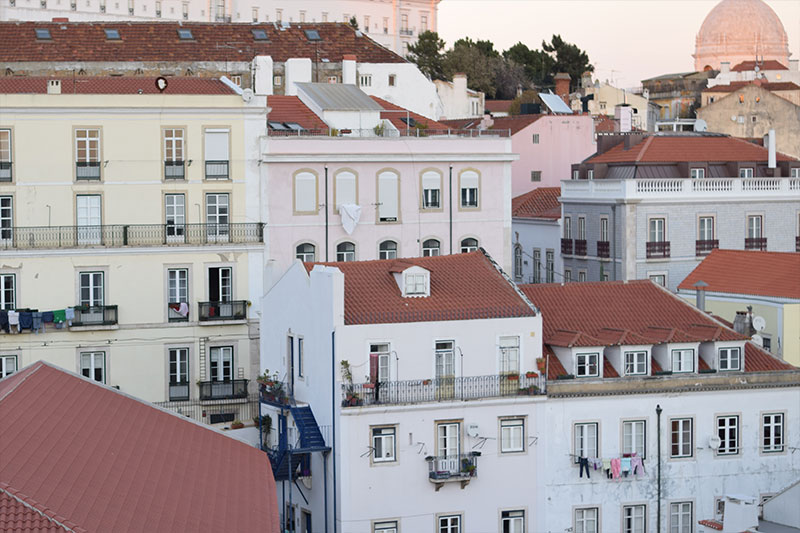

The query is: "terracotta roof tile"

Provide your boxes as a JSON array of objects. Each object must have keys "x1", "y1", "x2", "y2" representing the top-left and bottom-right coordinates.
[
  {"x1": 0, "y1": 489, "x2": 69, "y2": 533},
  {"x1": 603, "y1": 356, "x2": 619, "y2": 378},
  {"x1": 702, "y1": 81, "x2": 800, "y2": 92},
  {"x1": 0, "y1": 76, "x2": 235, "y2": 95},
  {"x1": 678, "y1": 250, "x2": 800, "y2": 299},
  {"x1": 586, "y1": 135, "x2": 797, "y2": 164},
  {"x1": 370, "y1": 96, "x2": 451, "y2": 130},
  {"x1": 744, "y1": 341, "x2": 796, "y2": 371},
  {"x1": 488, "y1": 114, "x2": 544, "y2": 135},
  {"x1": 485, "y1": 100, "x2": 513, "y2": 113},
  {"x1": 698, "y1": 519, "x2": 723, "y2": 530},
  {"x1": 520, "y1": 280, "x2": 745, "y2": 348},
  {"x1": 0, "y1": 362, "x2": 279, "y2": 533},
  {"x1": 543, "y1": 345, "x2": 568, "y2": 379},
  {"x1": 305, "y1": 250, "x2": 537, "y2": 325},
  {"x1": 0, "y1": 22, "x2": 405, "y2": 64},
  {"x1": 731, "y1": 60, "x2": 788, "y2": 71},
  {"x1": 512, "y1": 187, "x2": 561, "y2": 219},
  {"x1": 267, "y1": 95, "x2": 328, "y2": 130}
]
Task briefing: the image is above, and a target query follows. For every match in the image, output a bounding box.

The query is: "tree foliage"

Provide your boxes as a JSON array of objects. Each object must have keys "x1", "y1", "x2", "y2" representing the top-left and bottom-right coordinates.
[
  {"x1": 444, "y1": 38, "x2": 499, "y2": 98},
  {"x1": 407, "y1": 31, "x2": 446, "y2": 80}
]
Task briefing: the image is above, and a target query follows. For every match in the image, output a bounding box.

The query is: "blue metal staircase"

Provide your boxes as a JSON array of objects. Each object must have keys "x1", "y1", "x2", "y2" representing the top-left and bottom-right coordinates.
[
  {"x1": 265, "y1": 405, "x2": 329, "y2": 481},
  {"x1": 290, "y1": 406, "x2": 328, "y2": 451}
]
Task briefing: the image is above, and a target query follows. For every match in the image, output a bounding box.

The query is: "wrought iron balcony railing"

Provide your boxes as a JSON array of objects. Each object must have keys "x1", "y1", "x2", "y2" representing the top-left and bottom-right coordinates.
[
  {"x1": 0, "y1": 161, "x2": 11, "y2": 182},
  {"x1": 646, "y1": 241, "x2": 670, "y2": 259},
  {"x1": 198, "y1": 379, "x2": 249, "y2": 400},
  {"x1": 169, "y1": 381, "x2": 190, "y2": 401},
  {"x1": 205, "y1": 160, "x2": 229, "y2": 180},
  {"x1": 574, "y1": 239, "x2": 587, "y2": 256},
  {"x1": 342, "y1": 373, "x2": 545, "y2": 407},
  {"x1": 561, "y1": 238, "x2": 573, "y2": 255},
  {"x1": 72, "y1": 305, "x2": 118, "y2": 326},
  {"x1": 76, "y1": 161, "x2": 101, "y2": 180},
  {"x1": 0, "y1": 223, "x2": 264, "y2": 250},
  {"x1": 164, "y1": 160, "x2": 185, "y2": 179},
  {"x1": 259, "y1": 380, "x2": 291, "y2": 407},
  {"x1": 198, "y1": 300, "x2": 247, "y2": 321},
  {"x1": 745, "y1": 237, "x2": 767, "y2": 251},
  {"x1": 427, "y1": 453, "x2": 478, "y2": 488},
  {"x1": 695, "y1": 239, "x2": 719, "y2": 256},
  {"x1": 597, "y1": 240, "x2": 610, "y2": 258}
]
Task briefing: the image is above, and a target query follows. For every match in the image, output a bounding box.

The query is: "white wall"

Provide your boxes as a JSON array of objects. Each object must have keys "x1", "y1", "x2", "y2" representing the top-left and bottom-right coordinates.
[
  {"x1": 357, "y1": 63, "x2": 443, "y2": 120},
  {"x1": 764, "y1": 480, "x2": 800, "y2": 527}
]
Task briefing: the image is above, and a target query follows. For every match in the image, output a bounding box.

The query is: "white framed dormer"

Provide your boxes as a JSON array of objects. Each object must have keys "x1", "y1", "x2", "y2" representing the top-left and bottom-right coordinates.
[
  {"x1": 571, "y1": 346, "x2": 603, "y2": 378},
  {"x1": 652, "y1": 342, "x2": 700, "y2": 374},
  {"x1": 700, "y1": 340, "x2": 746, "y2": 372},
  {"x1": 393, "y1": 265, "x2": 430, "y2": 298},
  {"x1": 605, "y1": 345, "x2": 651, "y2": 377}
]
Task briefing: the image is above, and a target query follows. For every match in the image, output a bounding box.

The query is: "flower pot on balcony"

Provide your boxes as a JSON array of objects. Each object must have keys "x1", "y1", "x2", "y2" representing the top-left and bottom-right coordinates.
[
  {"x1": 422, "y1": 379, "x2": 432, "y2": 385},
  {"x1": 536, "y1": 358, "x2": 546, "y2": 372},
  {"x1": 506, "y1": 374, "x2": 519, "y2": 381},
  {"x1": 525, "y1": 372, "x2": 538, "y2": 378},
  {"x1": 230, "y1": 420, "x2": 244, "y2": 430},
  {"x1": 362, "y1": 383, "x2": 375, "y2": 389}
]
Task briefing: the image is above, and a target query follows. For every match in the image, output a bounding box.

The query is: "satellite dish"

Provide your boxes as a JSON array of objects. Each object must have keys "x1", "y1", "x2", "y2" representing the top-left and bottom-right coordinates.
[
  {"x1": 752, "y1": 316, "x2": 766, "y2": 332},
  {"x1": 752, "y1": 334, "x2": 764, "y2": 347},
  {"x1": 155, "y1": 76, "x2": 168, "y2": 92},
  {"x1": 694, "y1": 119, "x2": 707, "y2": 132},
  {"x1": 709, "y1": 436, "x2": 721, "y2": 450},
  {"x1": 241, "y1": 88, "x2": 254, "y2": 103},
  {"x1": 731, "y1": 115, "x2": 738, "y2": 122},
  {"x1": 467, "y1": 423, "x2": 479, "y2": 437}
]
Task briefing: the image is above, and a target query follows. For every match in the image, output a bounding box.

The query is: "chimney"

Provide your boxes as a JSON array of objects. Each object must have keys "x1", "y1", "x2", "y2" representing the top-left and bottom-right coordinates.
[
  {"x1": 342, "y1": 54, "x2": 357, "y2": 85},
  {"x1": 720, "y1": 61, "x2": 730, "y2": 74},
  {"x1": 453, "y1": 73, "x2": 467, "y2": 94},
  {"x1": 789, "y1": 59, "x2": 799, "y2": 72},
  {"x1": 284, "y1": 58, "x2": 312, "y2": 96},
  {"x1": 693, "y1": 280, "x2": 708, "y2": 312},
  {"x1": 47, "y1": 79, "x2": 62, "y2": 95},
  {"x1": 767, "y1": 129, "x2": 776, "y2": 168},
  {"x1": 554, "y1": 72, "x2": 570, "y2": 104},
  {"x1": 615, "y1": 104, "x2": 633, "y2": 133},
  {"x1": 252, "y1": 55, "x2": 274, "y2": 96}
]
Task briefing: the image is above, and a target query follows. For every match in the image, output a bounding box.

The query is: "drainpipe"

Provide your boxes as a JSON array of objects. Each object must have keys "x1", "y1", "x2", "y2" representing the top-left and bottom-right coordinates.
[
  {"x1": 611, "y1": 203, "x2": 618, "y2": 281},
  {"x1": 331, "y1": 330, "x2": 338, "y2": 533},
  {"x1": 656, "y1": 404, "x2": 663, "y2": 533},
  {"x1": 324, "y1": 165, "x2": 329, "y2": 261},
  {"x1": 449, "y1": 165, "x2": 453, "y2": 254},
  {"x1": 323, "y1": 453, "x2": 329, "y2": 533}
]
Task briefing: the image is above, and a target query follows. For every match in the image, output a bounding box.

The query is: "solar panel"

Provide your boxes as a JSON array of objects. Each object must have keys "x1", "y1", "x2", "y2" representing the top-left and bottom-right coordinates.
[
  {"x1": 284, "y1": 123, "x2": 304, "y2": 131},
  {"x1": 539, "y1": 92, "x2": 573, "y2": 114},
  {"x1": 268, "y1": 121, "x2": 289, "y2": 130}
]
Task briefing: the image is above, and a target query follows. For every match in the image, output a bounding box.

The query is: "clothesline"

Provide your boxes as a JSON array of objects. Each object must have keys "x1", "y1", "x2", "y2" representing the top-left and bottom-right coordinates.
[{"x1": 0, "y1": 307, "x2": 76, "y2": 334}]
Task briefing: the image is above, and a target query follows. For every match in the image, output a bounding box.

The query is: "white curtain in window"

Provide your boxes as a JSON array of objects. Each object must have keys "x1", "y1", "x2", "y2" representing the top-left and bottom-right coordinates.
[
  {"x1": 460, "y1": 170, "x2": 479, "y2": 192},
  {"x1": 378, "y1": 171, "x2": 399, "y2": 221}
]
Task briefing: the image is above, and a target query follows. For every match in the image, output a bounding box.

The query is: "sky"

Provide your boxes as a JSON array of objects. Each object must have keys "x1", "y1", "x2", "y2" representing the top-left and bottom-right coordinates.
[{"x1": 437, "y1": 0, "x2": 800, "y2": 89}]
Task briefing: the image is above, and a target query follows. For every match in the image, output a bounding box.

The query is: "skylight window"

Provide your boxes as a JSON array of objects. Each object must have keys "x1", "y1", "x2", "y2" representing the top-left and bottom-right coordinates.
[
  {"x1": 284, "y1": 122, "x2": 304, "y2": 131},
  {"x1": 304, "y1": 29, "x2": 321, "y2": 41},
  {"x1": 35, "y1": 28, "x2": 52, "y2": 40},
  {"x1": 268, "y1": 121, "x2": 289, "y2": 130},
  {"x1": 251, "y1": 28, "x2": 268, "y2": 41},
  {"x1": 104, "y1": 29, "x2": 121, "y2": 40},
  {"x1": 399, "y1": 117, "x2": 417, "y2": 128},
  {"x1": 177, "y1": 28, "x2": 193, "y2": 40}
]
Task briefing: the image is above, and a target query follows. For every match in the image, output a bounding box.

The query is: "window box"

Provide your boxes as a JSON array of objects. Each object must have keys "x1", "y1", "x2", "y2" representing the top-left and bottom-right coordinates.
[
  {"x1": 525, "y1": 371, "x2": 538, "y2": 378},
  {"x1": 506, "y1": 374, "x2": 519, "y2": 381},
  {"x1": 574, "y1": 239, "x2": 587, "y2": 256},
  {"x1": 745, "y1": 237, "x2": 767, "y2": 251},
  {"x1": 561, "y1": 238, "x2": 573, "y2": 255},
  {"x1": 596, "y1": 240, "x2": 610, "y2": 258},
  {"x1": 696, "y1": 239, "x2": 719, "y2": 256},
  {"x1": 646, "y1": 241, "x2": 670, "y2": 258}
]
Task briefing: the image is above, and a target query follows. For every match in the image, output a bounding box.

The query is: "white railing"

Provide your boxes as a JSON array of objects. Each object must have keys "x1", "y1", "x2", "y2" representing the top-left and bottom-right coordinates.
[
  {"x1": 562, "y1": 177, "x2": 800, "y2": 201},
  {"x1": 790, "y1": 179, "x2": 800, "y2": 191},
  {"x1": 742, "y1": 178, "x2": 781, "y2": 191},
  {"x1": 692, "y1": 178, "x2": 732, "y2": 192},
  {"x1": 636, "y1": 179, "x2": 683, "y2": 193}
]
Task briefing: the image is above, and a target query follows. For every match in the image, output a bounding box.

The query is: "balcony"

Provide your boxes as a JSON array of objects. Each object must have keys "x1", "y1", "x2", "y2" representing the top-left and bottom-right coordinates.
[
  {"x1": 597, "y1": 240, "x2": 610, "y2": 258},
  {"x1": 164, "y1": 160, "x2": 185, "y2": 179},
  {"x1": 696, "y1": 239, "x2": 719, "y2": 256},
  {"x1": 259, "y1": 380, "x2": 290, "y2": 407},
  {"x1": 342, "y1": 373, "x2": 545, "y2": 408},
  {"x1": 198, "y1": 379, "x2": 249, "y2": 400},
  {"x1": 76, "y1": 161, "x2": 101, "y2": 180},
  {"x1": 427, "y1": 452, "x2": 479, "y2": 490},
  {"x1": 168, "y1": 381, "x2": 190, "y2": 401},
  {"x1": 561, "y1": 238, "x2": 573, "y2": 255},
  {"x1": 72, "y1": 305, "x2": 118, "y2": 327},
  {"x1": 0, "y1": 161, "x2": 11, "y2": 182},
  {"x1": 574, "y1": 239, "x2": 587, "y2": 256},
  {"x1": 198, "y1": 300, "x2": 247, "y2": 321},
  {"x1": 0, "y1": 223, "x2": 264, "y2": 250},
  {"x1": 266, "y1": 127, "x2": 511, "y2": 138},
  {"x1": 205, "y1": 160, "x2": 229, "y2": 180},
  {"x1": 646, "y1": 241, "x2": 670, "y2": 259},
  {"x1": 399, "y1": 28, "x2": 413, "y2": 36},
  {"x1": 745, "y1": 237, "x2": 767, "y2": 251}
]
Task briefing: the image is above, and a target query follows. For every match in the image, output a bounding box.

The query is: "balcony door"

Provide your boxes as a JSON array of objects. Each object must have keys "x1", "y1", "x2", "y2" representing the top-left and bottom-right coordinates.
[
  {"x1": 206, "y1": 193, "x2": 229, "y2": 241},
  {"x1": 435, "y1": 341, "x2": 455, "y2": 400},
  {"x1": 499, "y1": 336, "x2": 520, "y2": 394},
  {"x1": 76, "y1": 195, "x2": 102, "y2": 245},
  {"x1": 0, "y1": 196, "x2": 11, "y2": 242},
  {"x1": 209, "y1": 346, "x2": 234, "y2": 400},
  {"x1": 437, "y1": 422, "x2": 460, "y2": 473},
  {"x1": 165, "y1": 194, "x2": 186, "y2": 242}
]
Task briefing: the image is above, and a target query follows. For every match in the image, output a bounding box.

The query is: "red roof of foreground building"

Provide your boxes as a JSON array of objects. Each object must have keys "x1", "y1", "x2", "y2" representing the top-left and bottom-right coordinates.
[
  {"x1": 0, "y1": 362, "x2": 279, "y2": 533},
  {"x1": 586, "y1": 135, "x2": 796, "y2": 164},
  {"x1": 305, "y1": 250, "x2": 538, "y2": 325},
  {"x1": 678, "y1": 250, "x2": 800, "y2": 300},
  {"x1": 512, "y1": 187, "x2": 561, "y2": 219},
  {"x1": 0, "y1": 76, "x2": 235, "y2": 95},
  {"x1": 440, "y1": 114, "x2": 545, "y2": 136},
  {"x1": 0, "y1": 22, "x2": 405, "y2": 64},
  {"x1": 702, "y1": 81, "x2": 800, "y2": 93},
  {"x1": 267, "y1": 95, "x2": 329, "y2": 130},
  {"x1": 485, "y1": 100, "x2": 513, "y2": 113},
  {"x1": 370, "y1": 96, "x2": 451, "y2": 130},
  {"x1": 731, "y1": 60, "x2": 788, "y2": 72}
]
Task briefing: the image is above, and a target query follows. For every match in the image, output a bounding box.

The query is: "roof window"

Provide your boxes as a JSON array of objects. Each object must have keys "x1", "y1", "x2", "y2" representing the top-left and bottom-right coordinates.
[
  {"x1": 177, "y1": 28, "x2": 193, "y2": 40},
  {"x1": 251, "y1": 28, "x2": 268, "y2": 41},
  {"x1": 284, "y1": 122, "x2": 304, "y2": 131},
  {"x1": 268, "y1": 121, "x2": 289, "y2": 130},
  {"x1": 35, "y1": 28, "x2": 52, "y2": 40},
  {"x1": 104, "y1": 29, "x2": 121, "y2": 40},
  {"x1": 304, "y1": 29, "x2": 321, "y2": 41},
  {"x1": 394, "y1": 265, "x2": 430, "y2": 298},
  {"x1": 399, "y1": 116, "x2": 417, "y2": 128}
]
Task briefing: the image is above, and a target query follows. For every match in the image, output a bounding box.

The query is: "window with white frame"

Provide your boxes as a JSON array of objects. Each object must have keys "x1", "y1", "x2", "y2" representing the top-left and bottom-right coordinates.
[
  {"x1": 0, "y1": 196, "x2": 11, "y2": 241},
  {"x1": 575, "y1": 507, "x2": 598, "y2": 533},
  {"x1": 0, "y1": 354, "x2": 17, "y2": 378},
  {"x1": 296, "y1": 243, "x2": 315, "y2": 262},
  {"x1": 0, "y1": 129, "x2": 11, "y2": 182},
  {"x1": 334, "y1": 171, "x2": 357, "y2": 210},
  {"x1": 533, "y1": 249, "x2": 541, "y2": 283},
  {"x1": 372, "y1": 426, "x2": 396, "y2": 462},
  {"x1": 671, "y1": 418, "x2": 693, "y2": 458},
  {"x1": 79, "y1": 271, "x2": 104, "y2": 306},
  {"x1": 649, "y1": 218, "x2": 665, "y2": 242},
  {"x1": 649, "y1": 274, "x2": 666, "y2": 287},
  {"x1": 600, "y1": 217, "x2": 608, "y2": 242},
  {"x1": 167, "y1": 268, "x2": 188, "y2": 320},
  {"x1": 168, "y1": 347, "x2": 189, "y2": 400},
  {"x1": 762, "y1": 413, "x2": 784, "y2": 453},
  {"x1": 204, "y1": 129, "x2": 229, "y2": 179},
  {"x1": 76, "y1": 194, "x2": 102, "y2": 245},
  {"x1": 564, "y1": 269, "x2": 572, "y2": 283},
  {"x1": 374, "y1": 521, "x2": 397, "y2": 533},
  {"x1": 574, "y1": 422, "x2": 598, "y2": 460},
  {"x1": 0, "y1": 273, "x2": 15, "y2": 311},
  {"x1": 499, "y1": 336, "x2": 520, "y2": 376},
  {"x1": 718, "y1": 347, "x2": 741, "y2": 371},
  {"x1": 370, "y1": 343, "x2": 390, "y2": 382},
  {"x1": 422, "y1": 239, "x2": 440, "y2": 257},
  {"x1": 379, "y1": 240, "x2": 397, "y2": 260},
  {"x1": 500, "y1": 418, "x2": 524, "y2": 453},
  {"x1": 572, "y1": 170, "x2": 579, "y2": 180},
  {"x1": 576, "y1": 353, "x2": 599, "y2": 377},
  {"x1": 460, "y1": 238, "x2": 478, "y2": 253},
  {"x1": 670, "y1": 502, "x2": 692, "y2": 533},
  {"x1": 578, "y1": 270, "x2": 587, "y2": 282},
  {"x1": 435, "y1": 342, "x2": 456, "y2": 382},
  {"x1": 359, "y1": 74, "x2": 372, "y2": 87},
  {"x1": 460, "y1": 171, "x2": 479, "y2": 208},
  {"x1": 690, "y1": 168, "x2": 704, "y2": 179},
  {"x1": 75, "y1": 128, "x2": 101, "y2": 179},
  {"x1": 624, "y1": 351, "x2": 647, "y2": 375},
  {"x1": 671, "y1": 349, "x2": 694, "y2": 373},
  {"x1": 297, "y1": 337, "x2": 304, "y2": 378},
  {"x1": 501, "y1": 510, "x2": 524, "y2": 533},
  {"x1": 420, "y1": 14, "x2": 428, "y2": 32},
  {"x1": 545, "y1": 251, "x2": 554, "y2": 283},
  {"x1": 294, "y1": 172, "x2": 317, "y2": 214},
  {"x1": 623, "y1": 420, "x2": 646, "y2": 458},
  {"x1": 514, "y1": 245, "x2": 523, "y2": 281},
  {"x1": 438, "y1": 515, "x2": 461, "y2": 533},
  {"x1": 564, "y1": 216, "x2": 572, "y2": 239},
  {"x1": 699, "y1": 216, "x2": 714, "y2": 241},
  {"x1": 792, "y1": 168, "x2": 800, "y2": 178},
  {"x1": 378, "y1": 171, "x2": 399, "y2": 222},
  {"x1": 717, "y1": 415, "x2": 739, "y2": 455},
  {"x1": 422, "y1": 171, "x2": 441, "y2": 209},
  {"x1": 739, "y1": 168, "x2": 754, "y2": 178},
  {"x1": 404, "y1": 272, "x2": 427, "y2": 296},
  {"x1": 165, "y1": 194, "x2": 185, "y2": 238},
  {"x1": 205, "y1": 193, "x2": 229, "y2": 237},
  {"x1": 163, "y1": 128, "x2": 184, "y2": 178},
  {"x1": 748, "y1": 215, "x2": 762, "y2": 239},
  {"x1": 209, "y1": 346, "x2": 233, "y2": 381},
  {"x1": 623, "y1": 505, "x2": 646, "y2": 533},
  {"x1": 587, "y1": 169, "x2": 594, "y2": 180},
  {"x1": 208, "y1": 266, "x2": 232, "y2": 302},
  {"x1": 577, "y1": 217, "x2": 586, "y2": 240},
  {"x1": 336, "y1": 242, "x2": 356, "y2": 262},
  {"x1": 81, "y1": 351, "x2": 105, "y2": 383}
]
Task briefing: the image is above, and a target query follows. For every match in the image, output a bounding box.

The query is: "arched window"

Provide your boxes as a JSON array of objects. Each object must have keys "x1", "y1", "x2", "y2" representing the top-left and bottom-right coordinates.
[
  {"x1": 296, "y1": 243, "x2": 315, "y2": 262},
  {"x1": 422, "y1": 239, "x2": 440, "y2": 257},
  {"x1": 336, "y1": 241, "x2": 356, "y2": 262},
  {"x1": 461, "y1": 238, "x2": 478, "y2": 253},
  {"x1": 379, "y1": 240, "x2": 397, "y2": 260},
  {"x1": 514, "y1": 245, "x2": 523, "y2": 281}
]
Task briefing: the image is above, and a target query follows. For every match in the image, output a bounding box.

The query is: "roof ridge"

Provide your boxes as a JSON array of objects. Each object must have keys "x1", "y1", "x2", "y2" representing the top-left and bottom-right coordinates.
[
  {"x1": 479, "y1": 247, "x2": 540, "y2": 316},
  {"x1": 633, "y1": 136, "x2": 655, "y2": 163},
  {"x1": 0, "y1": 361, "x2": 44, "y2": 403},
  {"x1": 0, "y1": 485, "x2": 81, "y2": 532}
]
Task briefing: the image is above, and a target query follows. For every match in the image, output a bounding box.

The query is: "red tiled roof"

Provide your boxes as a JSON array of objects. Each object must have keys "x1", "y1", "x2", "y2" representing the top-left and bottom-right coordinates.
[
  {"x1": 512, "y1": 187, "x2": 561, "y2": 219},
  {"x1": 0, "y1": 22, "x2": 405, "y2": 64},
  {"x1": 439, "y1": 118, "x2": 481, "y2": 130},
  {"x1": 745, "y1": 341, "x2": 796, "y2": 371},
  {"x1": 731, "y1": 60, "x2": 788, "y2": 71},
  {"x1": 698, "y1": 519, "x2": 723, "y2": 530},
  {"x1": 305, "y1": 250, "x2": 537, "y2": 325},
  {"x1": 650, "y1": 357, "x2": 663, "y2": 373},
  {"x1": 485, "y1": 100, "x2": 513, "y2": 113},
  {"x1": 678, "y1": 250, "x2": 800, "y2": 300},
  {"x1": 0, "y1": 362, "x2": 279, "y2": 533},
  {"x1": 544, "y1": 345, "x2": 568, "y2": 380},
  {"x1": 702, "y1": 81, "x2": 800, "y2": 93},
  {"x1": 603, "y1": 356, "x2": 619, "y2": 378},
  {"x1": 0, "y1": 76, "x2": 235, "y2": 95},
  {"x1": 267, "y1": 95, "x2": 328, "y2": 130},
  {"x1": 520, "y1": 280, "x2": 745, "y2": 347},
  {"x1": 370, "y1": 96, "x2": 451, "y2": 130},
  {"x1": 489, "y1": 114, "x2": 544, "y2": 135},
  {"x1": 586, "y1": 135, "x2": 797, "y2": 164},
  {"x1": 0, "y1": 489, "x2": 69, "y2": 533}
]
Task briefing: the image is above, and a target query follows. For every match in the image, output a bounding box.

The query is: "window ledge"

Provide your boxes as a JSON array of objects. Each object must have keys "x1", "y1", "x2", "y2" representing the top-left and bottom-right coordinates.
[{"x1": 70, "y1": 324, "x2": 120, "y2": 332}]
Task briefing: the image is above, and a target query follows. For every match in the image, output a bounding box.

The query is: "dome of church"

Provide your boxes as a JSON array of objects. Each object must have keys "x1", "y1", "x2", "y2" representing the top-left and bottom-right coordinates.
[{"x1": 694, "y1": 0, "x2": 790, "y2": 71}]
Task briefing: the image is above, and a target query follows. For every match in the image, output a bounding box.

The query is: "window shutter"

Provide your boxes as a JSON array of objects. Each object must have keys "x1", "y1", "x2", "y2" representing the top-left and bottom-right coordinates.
[
  {"x1": 335, "y1": 171, "x2": 357, "y2": 207},
  {"x1": 378, "y1": 171, "x2": 398, "y2": 221},
  {"x1": 204, "y1": 129, "x2": 229, "y2": 161},
  {"x1": 422, "y1": 171, "x2": 439, "y2": 191},
  {"x1": 295, "y1": 172, "x2": 317, "y2": 213},
  {"x1": 461, "y1": 171, "x2": 478, "y2": 191}
]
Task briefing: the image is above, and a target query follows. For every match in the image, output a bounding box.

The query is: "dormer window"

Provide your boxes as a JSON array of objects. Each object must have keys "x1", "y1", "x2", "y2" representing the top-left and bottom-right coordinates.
[
  {"x1": 251, "y1": 28, "x2": 268, "y2": 41},
  {"x1": 718, "y1": 347, "x2": 741, "y2": 371},
  {"x1": 671, "y1": 349, "x2": 694, "y2": 373},
  {"x1": 395, "y1": 265, "x2": 430, "y2": 297},
  {"x1": 624, "y1": 351, "x2": 647, "y2": 375},
  {"x1": 576, "y1": 353, "x2": 599, "y2": 377},
  {"x1": 404, "y1": 273, "x2": 427, "y2": 296}
]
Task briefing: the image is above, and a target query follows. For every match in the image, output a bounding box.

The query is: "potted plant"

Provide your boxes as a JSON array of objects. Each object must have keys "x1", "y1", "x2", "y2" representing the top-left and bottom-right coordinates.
[
  {"x1": 525, "y1": 371, "x2": 538, "y2": 378},
  {"x1": 460, "y1": 457, "x2": 476, "y2": 476},
  {"x1": 506, "y1": 374, "x2": 519, "y2": 381},
  {"x1": 536, "y1": 358, "x2": 546, "y2": 373},
  {"x1": 230, "y1": 419, "x2": 244, "y2": 429},
  {"x1": 422, "y1": 379, "x2": 432, "y2": 385}
]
